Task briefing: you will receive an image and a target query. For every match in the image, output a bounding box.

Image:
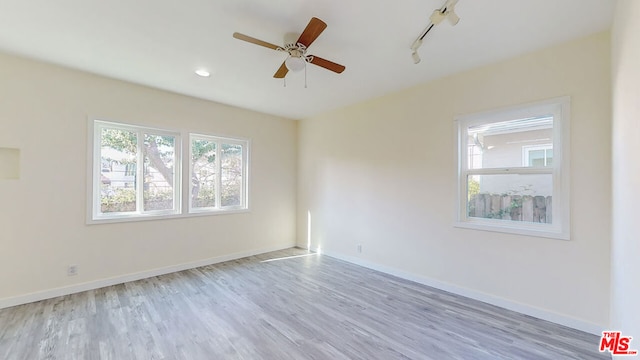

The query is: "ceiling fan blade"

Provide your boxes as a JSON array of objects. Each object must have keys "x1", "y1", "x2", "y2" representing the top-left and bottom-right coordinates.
[
  {"x1": 273, "y1": 61, "x2": 289, "y2": 78},
  {"x1": 309, "y1": 56, "x2": 346, "y2": 74},
  {"x1": 233, "y1": 32, "x2": 281, "y2": 51},
  {"x1": 296, "y1": 17, "x2": 327, "y2": 48}
]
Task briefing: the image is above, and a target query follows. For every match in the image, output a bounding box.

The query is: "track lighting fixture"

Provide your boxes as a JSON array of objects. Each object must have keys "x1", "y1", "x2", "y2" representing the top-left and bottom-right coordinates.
[{"x1": 410, "y1": 0, "x2": 460, "y2": 64}]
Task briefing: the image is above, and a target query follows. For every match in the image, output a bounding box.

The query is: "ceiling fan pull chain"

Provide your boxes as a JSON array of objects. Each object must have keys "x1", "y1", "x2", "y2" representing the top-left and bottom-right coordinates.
[
  {"x1": 304, "y1": 64, "x2": 308, "y2": 89},
  {"x1": 283, "y1": 77, "x2": 286, "y2": 88}
]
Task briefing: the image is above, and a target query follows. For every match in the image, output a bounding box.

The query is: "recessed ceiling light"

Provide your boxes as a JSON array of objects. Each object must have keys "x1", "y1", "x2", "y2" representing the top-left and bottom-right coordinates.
[{"x1": 195, "y1": 69, "x2": 210, "y2": 77}]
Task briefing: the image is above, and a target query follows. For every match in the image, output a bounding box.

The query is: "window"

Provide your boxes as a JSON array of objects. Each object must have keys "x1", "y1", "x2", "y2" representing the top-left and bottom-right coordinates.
[
  {"x1": 189, "y1": 134, "x2": 248, "y2": 213},
  {"x1": 455, "y1": 97, "x2": 570, "y2": 239},
  {"x1": 91, "y1": 121, "x2": 181, "y2": 220},
  {"x1": 523, "y1": 144, "x2": 553, "y2": 167},
  {"x1": 90, "y1": 120, "x2": 249, "y2": 223}
]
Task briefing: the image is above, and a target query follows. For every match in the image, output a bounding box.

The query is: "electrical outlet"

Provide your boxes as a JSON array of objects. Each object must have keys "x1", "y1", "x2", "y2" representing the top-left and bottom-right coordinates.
[
  {"x1": 357, "y1": 244, "x2": 362, "y2": 253},
  {"x1": 67, "y1": 264, "x2": 78, "y2": 276}
]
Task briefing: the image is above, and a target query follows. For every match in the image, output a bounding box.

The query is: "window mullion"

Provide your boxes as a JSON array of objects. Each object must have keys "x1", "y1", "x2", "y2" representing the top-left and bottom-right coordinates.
[
  {"x1": 173, "y1": 134, "x2": 181, "y2": 213},
  {"x1": 187, "y1": 136, "x2": 193, "y2": 212},
  {"x1": 241, "y1": 146, "x2": 246, "y2": 207},
  {"x1": 94, "y1": 124, "x2": 103, "y2": 218},
  {"x1": 136, "y1": 130, "x2": 144, "y2": 213},
  {"x1": 215, "y1": 140, "x2": 222, "y2": 209}
]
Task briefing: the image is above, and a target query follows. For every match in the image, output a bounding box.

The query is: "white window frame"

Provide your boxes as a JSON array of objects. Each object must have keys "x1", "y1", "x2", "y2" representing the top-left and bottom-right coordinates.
[
  {"x1": 87, "y1": 119, "x2": 250, "y2": 224},
  {"x1": 455, "y1": 97, "x2": 570, "y2": 240},
  {"x1": 188, "y1": 134, "x2": 249, "y2": 214},
  {"x1": 522, "y1": 144, "x2": 553, "y2": 167},
  {"x1": 89, "y1": 120, "x2": 182, "y2": 222}
]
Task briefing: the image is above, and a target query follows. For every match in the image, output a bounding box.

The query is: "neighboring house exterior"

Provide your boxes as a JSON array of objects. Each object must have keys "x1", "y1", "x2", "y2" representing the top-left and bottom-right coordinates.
[
  {"x1": 468, "y1": 117, "x2": 553, "y2": 198},
  {"x1": 101, "y1": 147, "x2": 136, "y2": 189},
  {"x1": 101, "y1": 162, "x2": 136, "y2": 188},
  {"x1": 466, "y1": 116, "x2": 554, "y2": 223},
  {"x1": 100, "y1": 147, "x2": 172, "y2": 191}
]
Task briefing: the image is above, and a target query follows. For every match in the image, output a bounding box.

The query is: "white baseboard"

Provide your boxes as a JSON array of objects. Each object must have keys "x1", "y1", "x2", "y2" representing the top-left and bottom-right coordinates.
[
  {"x1": 0, "y1": 243, "x2": 294, "y2": 310},
  {"x1": 2, "y1": 243, "x2": 605, "y2": 336},
  {"x1": 318, "y1": 248, "x2": 605, "y2": 336}
]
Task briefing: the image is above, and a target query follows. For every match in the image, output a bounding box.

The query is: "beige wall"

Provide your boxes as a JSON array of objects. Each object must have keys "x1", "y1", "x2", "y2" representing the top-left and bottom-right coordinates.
[
  {"x1": 0, "y1": 26, "x2": 618, "y2": 335},
  {"x1": 0, "y1": 52, "x2": 297, "y2": 303},
  {"x1": 298, "y1": 32, "x2": 611, "y2": 332},
  {"x1": 611, "y1": 0, "x2": 640, "y2": 339}
]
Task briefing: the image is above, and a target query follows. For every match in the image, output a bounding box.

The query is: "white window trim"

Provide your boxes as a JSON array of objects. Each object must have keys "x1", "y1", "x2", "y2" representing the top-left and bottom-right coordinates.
[
  {"x1": 87, "y1": 119, "x2": 250, "y2": 224},
  {"x1": 454, "y1": 97, "x2": 571, "y2": 240},
  {"x1": 188, "y1": 133, "x2": 250, "y2": 214}
]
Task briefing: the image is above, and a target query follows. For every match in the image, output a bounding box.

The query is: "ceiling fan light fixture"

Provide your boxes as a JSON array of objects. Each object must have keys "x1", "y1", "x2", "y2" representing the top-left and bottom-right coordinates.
[{"x1": 285, "y1": 56, "x2": 306, "y2": 72}]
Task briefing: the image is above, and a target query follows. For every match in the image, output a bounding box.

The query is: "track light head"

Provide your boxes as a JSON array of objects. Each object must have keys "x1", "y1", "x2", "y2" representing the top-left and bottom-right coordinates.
[
  {"x1": 411, "y1": 52, "x2": 421, "y2": 64},
  {"x1": 410, "y1": 38, "x2": 423, "y2": 52},
  {"x1": 447, "y1": 10, "x2": 460, "y2": 25},
  {"x1": 430, "y1": 10, "x2": 446, "y2": 25}
]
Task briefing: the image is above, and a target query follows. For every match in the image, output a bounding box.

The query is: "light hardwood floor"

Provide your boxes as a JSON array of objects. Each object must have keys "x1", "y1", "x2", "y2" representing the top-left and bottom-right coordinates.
[{"x1": 0, "y1": 248, "x2": 608, "y2": 360}]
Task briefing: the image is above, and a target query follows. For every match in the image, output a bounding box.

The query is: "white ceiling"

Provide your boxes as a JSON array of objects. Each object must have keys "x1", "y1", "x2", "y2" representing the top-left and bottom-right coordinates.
[{"x1": 0, "y1": 0, "x2": 615, "y2": 119}]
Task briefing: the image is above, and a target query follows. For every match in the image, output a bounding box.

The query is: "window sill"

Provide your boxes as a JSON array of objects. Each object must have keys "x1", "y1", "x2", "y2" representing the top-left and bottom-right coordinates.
[
  {"x1": 87, "y1": 208, "x2": 250, "y2": 225},
  {"x1": 454, "y1": 220, "x2": 569, "y2": 240}
]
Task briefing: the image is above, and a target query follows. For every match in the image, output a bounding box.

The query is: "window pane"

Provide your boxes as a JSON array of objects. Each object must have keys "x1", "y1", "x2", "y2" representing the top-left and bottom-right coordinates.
[
  {"x1": 221, "y1": 143, "x2": 243, "y2": 207},
  {"x1": 191, "y1": 139, "x2": 217, "y2": 208},
  {"x1": 468, "y1": 174, "x2": 552, "y2": 224},
  {"x1": 143, "y1": 134, "x2": 175, "y2": 211},
  {"x1": 467, "y1": 116, "x2": 553, "y2": 169},
  {"x1": 524, "y1": 145, "x2": 553, "y2": 168},
  {"x1": 529, "y1": 150, "x2": 545, "y2": 166},
  {"x1": 100, "y1": 128, "x2": 137, "y2": 213}
]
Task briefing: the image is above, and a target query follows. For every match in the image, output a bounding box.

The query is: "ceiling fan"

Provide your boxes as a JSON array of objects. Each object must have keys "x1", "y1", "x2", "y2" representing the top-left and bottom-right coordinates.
[{"x1": 233, "y1": 17, "x2": 346, "y2": 79}]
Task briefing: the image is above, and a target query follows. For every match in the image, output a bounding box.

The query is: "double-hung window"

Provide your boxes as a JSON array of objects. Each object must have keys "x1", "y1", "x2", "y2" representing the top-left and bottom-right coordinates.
[{"x1": 455, "y1": 97, "x2": 570, "y2": 239}]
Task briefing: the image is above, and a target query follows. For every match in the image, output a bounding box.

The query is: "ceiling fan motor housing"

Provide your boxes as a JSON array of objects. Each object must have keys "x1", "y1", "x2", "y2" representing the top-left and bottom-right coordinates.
[{"x1": 283, "y1": 43, "x2": 306, "y2": 57}]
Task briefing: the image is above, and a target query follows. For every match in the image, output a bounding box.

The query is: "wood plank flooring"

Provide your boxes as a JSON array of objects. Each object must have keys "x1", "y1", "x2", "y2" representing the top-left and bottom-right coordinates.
[{"x1": 0, "y1": 248, "x2": 609, "y2": 359}]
